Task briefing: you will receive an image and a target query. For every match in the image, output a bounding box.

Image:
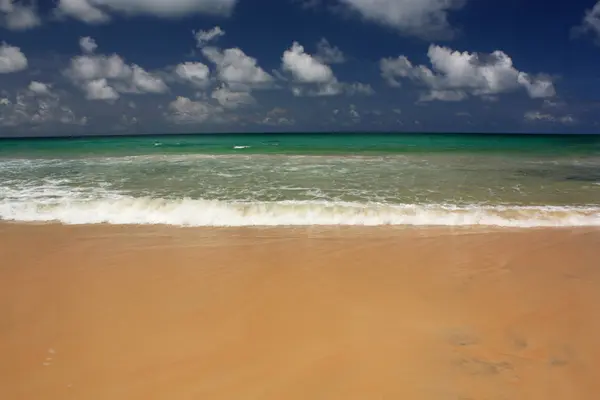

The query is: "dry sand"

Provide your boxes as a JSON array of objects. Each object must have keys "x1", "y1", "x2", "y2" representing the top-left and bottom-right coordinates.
[{"x1": 1, "y1": 223, "x2": 599, "y2": 400}]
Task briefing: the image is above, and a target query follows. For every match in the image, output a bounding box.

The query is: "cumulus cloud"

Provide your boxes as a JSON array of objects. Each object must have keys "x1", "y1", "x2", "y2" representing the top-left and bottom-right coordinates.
[
  {"x1": 282, "y1": 41, "x2": 373, "y2": 96},
  {"x1": 56, "y1": 0, "x2": 237, "y2": 23},
  {"x1": 0, "y1": 0, "x2": 41, "y2": 30},
  {"x1": 315, "y1": 38, "x2": 346, "y2": 64},
  {"x1": 56, "y1": 0, "x2": 110, "y2": 24},
  {"x1": 28, "y1": 81, "x2": 52, "y2": 96},
  {"x1": 82, "y1": 78, "x2": 119, "y2": 100},
  {"x1": 79, "y1": 36, "x2": 98, "y2": 54},
  {"x1": 337, "y1": 0, "x2": 466, "y2": 39},
  {"x1": 170, "y1": 27, "x2": 275, "y2": 111},
  {"x1": 0, "y1": 42, "x2": 28, "y2": 73},
  {"x1": 283, "y1": 42, "x2": 335, "y2": 84},
  {"x1": 65, "y1": 37, "x2": 168, "y2": 100},
  {"x1": 167, "y1": 96, "x2": 222, "y2": 124},
  {"x1": 517, "y1": 73, "x2": 556, "y2": 99},
  {"x1": 0, "y1": 90, "x2": 86, "y2": 127},
  {"x1": 202, "y1": 46, "x2": 273, "y2": 90},
  {"x1": 195, "y1": 26, "x2": 225, "y2": 47},
  {"x1": 130, "y1": 65, "x2": 168, "y2": 93},
  {"x1": 174, "y1": 61, "x2": 211, "y2": 88},
  {"x1": 211, "y1": 85, "x2": 255, "y2": 108},
  {"x1": 572, "y1": 1, "x2": 600, "y2": 43},
  {"x1": 380, "y1": 44, "x2": 556, "y2": 101},
  {"x1": 380, "y1": 56, "x2": 411, "y2": 88}
]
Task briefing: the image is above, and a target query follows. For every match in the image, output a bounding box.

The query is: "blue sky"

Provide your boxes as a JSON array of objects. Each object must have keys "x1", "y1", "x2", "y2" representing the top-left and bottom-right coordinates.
[{"x1": 1, "y1": 0, "x2": 600, "y2": 136}]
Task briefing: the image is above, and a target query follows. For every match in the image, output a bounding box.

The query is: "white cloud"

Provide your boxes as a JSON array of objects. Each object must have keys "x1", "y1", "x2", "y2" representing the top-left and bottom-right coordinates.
[
  {"x1": 283, "y1": 42, "x2": 335, "y2": 84},
  {"x1": 337, "y1": 0, "x2": 466, "y2": 39},
  {"x1": 560, "y1": 115, "x2": 576, "y2": 124},
  {"x1": 56, "y1": 0, "x2": 110, "y2": 24},
  {"x1": 79, "y1": 36, "x2": 98, "y2": 54},
  {"x1": 419, "y1": 89, "x2": 466, "y2": 102},
  {"x1": 310, "y1": 81, "x2": 344, "y2": 96},
  {"x1": 66, "y1": 53, "x2": 128, "y2": 81},
  {"x1": 517, "y1": 73, "x2": 556, "y2": 99},
  {"x1": 0, "y1": 90, "x2": 86, "y2": 127},
  {"x1": 346, "y1": 82, "x2": 375, "y2": 96},
  {"x1": 381, "y1": 44, "x2": 556, "y2": 101},
  {"x1": 349, "y1": 104, "x2": 360, "y2": 120},
  {"x1": 260, "y1": 108, "x2": 295, "y2": 126},
  {"x1": 524, "y1": 111, "x2": 577, "y2": 124},
  {"x1": 167, "y1": 96, "x2": 222, "y2": 124},
  {"x1": 174, "y1": 61, "x2": 211, "y2": 88},
  {"x1": 202, "y1": 46, "x2": 273, "y2": 90},
  {"x1": 0, "y1": 0, "x2": 41, "y2": 30},
  {"x1": 0, "y1": 42, "x2": 28, "y2": 73},
  {"x1": 524, "y1": 111, "x2": 555, "y2": 122},
  {"x1": 211, "y1": 85, "x2": 255, "y2": 108},
  {"x1": 0, "y1": 42, "x2": 28, "y2": 74},
  {"x1": 130, "y1": 65, "x2": 168, "y2": 93},
  {"x1": 195, "y1": 26, "x2": 225, "y2": 47},
  {"x1": 28, "y1": 81, "x2": 52, "y2": 96},
  {"x1": 573, "y1": 1, "x2": 600, "y2": 43},
  {"x1": 92, "y1": 0, "x2": 237, "y2": 17},
  {"x1": 542, "y1": 99, "x2": 566, "y2": 108},
  {"x1": 380, "y1": 56, "x2": 413, "y2": 87},
  {"x1": 83, "y1": 78, "x2": 119, "y2": 100},
  {"x1": 315, "y1": 38, "x2": 346, "y2": 64},
  {"x1": 261, "y1": 116, "x2": 295, "y2": 126},
  {"x1": 65, "y1": 38, "x2": 168, "y2": 100},
  {"x1": 282, "y1": 42, "x2": 372, "y2": 97},
  {"x1": 56, "y1": 0, "x2": 237, "y2": 23}
]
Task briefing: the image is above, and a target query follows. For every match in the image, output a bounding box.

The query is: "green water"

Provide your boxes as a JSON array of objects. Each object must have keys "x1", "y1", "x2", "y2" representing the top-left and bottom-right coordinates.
[{"x1": 1, "y1": 133, "x2": 599, "y2": 157}]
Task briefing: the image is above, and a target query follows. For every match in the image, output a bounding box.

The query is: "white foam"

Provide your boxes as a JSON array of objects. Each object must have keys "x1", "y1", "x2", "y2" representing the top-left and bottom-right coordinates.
[{"x1": 1, "y1": 197, "x2": 599, "y2": 227}]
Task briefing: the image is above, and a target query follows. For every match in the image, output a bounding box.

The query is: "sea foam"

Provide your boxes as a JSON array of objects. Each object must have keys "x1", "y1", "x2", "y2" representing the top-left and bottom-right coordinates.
[{"x1": 1, "y1": 197, "x2": 599, "y2": 227}]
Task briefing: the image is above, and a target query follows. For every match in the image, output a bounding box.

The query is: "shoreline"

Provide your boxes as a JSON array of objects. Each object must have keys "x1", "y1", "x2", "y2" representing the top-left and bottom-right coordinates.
[
  {"x1": 3, "y1": 220, "x2": 598, "y2": 235},
  {"x1": 2, "y1": 223, "x2": 599, "y2": 399}
]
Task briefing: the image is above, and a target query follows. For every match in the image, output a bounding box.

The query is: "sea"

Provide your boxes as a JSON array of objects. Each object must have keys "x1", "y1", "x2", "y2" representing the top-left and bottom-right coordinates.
[{"x1": 1, "y1": 133, "x2": 599, "y2": 228}]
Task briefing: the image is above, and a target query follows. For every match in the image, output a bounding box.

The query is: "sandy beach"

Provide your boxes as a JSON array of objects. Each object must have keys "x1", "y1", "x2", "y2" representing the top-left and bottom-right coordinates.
[{"x1": 1, "y1": 223, "x2": 599, "y2": 400}]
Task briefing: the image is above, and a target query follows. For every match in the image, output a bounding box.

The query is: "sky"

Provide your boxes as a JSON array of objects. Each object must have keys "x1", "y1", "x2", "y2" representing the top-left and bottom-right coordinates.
[{"x1": 1, "y1": 0, "x2": 600, "y2": 136}]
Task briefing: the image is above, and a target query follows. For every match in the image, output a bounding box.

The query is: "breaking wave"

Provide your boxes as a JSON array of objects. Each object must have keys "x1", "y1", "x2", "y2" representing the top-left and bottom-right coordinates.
[{"x1": 1, "y1": 197, "x2": 599, "y2": 227}]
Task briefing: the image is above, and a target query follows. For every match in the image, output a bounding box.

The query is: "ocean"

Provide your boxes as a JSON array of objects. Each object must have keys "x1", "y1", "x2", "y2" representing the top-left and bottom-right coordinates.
[{"x1": 1, "y1": 133, "x2": 599, "y2": 227}]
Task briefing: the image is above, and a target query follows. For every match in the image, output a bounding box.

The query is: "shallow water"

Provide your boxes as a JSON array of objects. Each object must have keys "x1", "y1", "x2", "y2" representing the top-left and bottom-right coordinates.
[{"x1": 1, "y1": 134, "x2": 599, "y2": 226}]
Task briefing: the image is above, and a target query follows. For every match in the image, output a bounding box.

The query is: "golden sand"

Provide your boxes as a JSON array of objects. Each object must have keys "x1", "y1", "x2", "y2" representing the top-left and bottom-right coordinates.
[{"x1": 1, "y1": 224, "x2": 599, "y2": 399}]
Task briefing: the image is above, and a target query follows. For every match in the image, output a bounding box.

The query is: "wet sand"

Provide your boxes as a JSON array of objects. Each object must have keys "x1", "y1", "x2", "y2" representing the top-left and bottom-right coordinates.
[{"x1": 1, "y1": 223, "x2": 599, "y2": 400}]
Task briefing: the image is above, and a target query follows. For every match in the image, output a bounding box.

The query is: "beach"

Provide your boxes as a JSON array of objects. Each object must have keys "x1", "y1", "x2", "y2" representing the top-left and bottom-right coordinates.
[{"x1": 2, "y1": 223, "x2": 599, "y2": 400}]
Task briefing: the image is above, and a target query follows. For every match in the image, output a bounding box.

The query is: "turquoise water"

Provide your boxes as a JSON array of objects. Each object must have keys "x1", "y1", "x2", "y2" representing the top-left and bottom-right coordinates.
[
  {"x1": 1, "y1": 133, "x2": 599, "y2": 157},
  {"x1": 1, "y1": 134, "x2": 599, "y2": 227}
]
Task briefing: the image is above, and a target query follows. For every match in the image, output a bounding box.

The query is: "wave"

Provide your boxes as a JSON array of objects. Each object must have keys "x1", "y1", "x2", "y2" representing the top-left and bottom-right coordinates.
[{"x1": 1, "y1": 198, "x2": 599, "y2": 227}]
